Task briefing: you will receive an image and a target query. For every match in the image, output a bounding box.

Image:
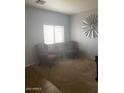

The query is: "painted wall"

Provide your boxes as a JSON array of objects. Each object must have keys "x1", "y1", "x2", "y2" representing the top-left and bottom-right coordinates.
[
  {"x1": 70, "y1": 9, "x2": 98, "y2": 56},
  {"x1": 25, "y1": 6, "x2": 70, "y2": 66}
]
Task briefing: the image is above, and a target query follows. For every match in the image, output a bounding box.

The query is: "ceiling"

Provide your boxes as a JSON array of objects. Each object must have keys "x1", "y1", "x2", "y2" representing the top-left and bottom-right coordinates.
[{"x1": 25, "y1": 0, "x2": 98, "y2": 15}]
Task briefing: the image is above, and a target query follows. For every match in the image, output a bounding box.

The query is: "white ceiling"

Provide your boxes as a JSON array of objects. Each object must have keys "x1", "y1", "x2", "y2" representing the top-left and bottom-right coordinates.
[{"x1": 25, "y1": 0, "x2": 98, "y2": 15}]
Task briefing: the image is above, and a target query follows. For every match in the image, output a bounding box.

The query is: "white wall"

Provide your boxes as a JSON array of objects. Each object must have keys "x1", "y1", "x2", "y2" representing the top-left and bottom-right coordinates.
[
  {"x1": 71, "y1": 9, "x2": 98, "y2": 56},
  {"x1": 25, "y1": 6, "x2": 70, "y2": 66}
]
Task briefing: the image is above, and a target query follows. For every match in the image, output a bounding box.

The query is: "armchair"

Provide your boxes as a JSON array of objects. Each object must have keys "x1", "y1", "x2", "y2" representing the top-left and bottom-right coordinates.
[
  {"x1": 64, "y1": 41, "x2": 79, "y2": 58},
  {"x1": 35, "y1": 44, "x2": 57, "y2": 67}
]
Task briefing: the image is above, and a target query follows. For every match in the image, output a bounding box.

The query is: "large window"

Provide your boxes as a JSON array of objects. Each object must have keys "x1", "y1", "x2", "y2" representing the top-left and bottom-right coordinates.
[{"x1": 43, "y1": 25, "x2": 64, "y2": 44}]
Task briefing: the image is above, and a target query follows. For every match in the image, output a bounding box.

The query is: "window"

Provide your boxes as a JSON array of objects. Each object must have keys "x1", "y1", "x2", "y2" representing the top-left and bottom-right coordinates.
[
  {"x1": 43, "y1": 25, "x2": 64, "y2": 44},
  {"x1": 43, "y1": 25, "x2": 54, "y2": 44}
]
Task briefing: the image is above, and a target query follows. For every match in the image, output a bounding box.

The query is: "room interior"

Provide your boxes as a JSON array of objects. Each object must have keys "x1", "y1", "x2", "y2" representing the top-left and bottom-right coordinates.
[{"x1": 25, "y1": 0, "x2": 98, "y2": 93}]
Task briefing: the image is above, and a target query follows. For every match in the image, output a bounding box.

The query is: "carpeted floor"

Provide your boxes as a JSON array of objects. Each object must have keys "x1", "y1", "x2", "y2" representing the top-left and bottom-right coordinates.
[{"x1": 26, "y1": 57, "x2": 97, "y2": 93}]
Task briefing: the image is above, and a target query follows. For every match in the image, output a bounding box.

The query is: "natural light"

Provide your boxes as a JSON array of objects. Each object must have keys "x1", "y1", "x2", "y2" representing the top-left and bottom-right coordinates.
[{"x1": 43, "y1": 25, "x2": 64, "y2": 44}]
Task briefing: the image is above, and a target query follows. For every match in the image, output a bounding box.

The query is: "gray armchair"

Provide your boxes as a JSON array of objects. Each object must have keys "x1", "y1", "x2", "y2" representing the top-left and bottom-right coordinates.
[
  {"x1": 35, "y1": 44, "x2": 58, "y2": 67},
  {"x1": 64, "y1": 41, "x2": 79, "y2": 58}
]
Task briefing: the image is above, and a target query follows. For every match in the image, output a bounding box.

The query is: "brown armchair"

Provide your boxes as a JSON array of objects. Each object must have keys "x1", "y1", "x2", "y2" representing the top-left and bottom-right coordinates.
[{"x1": 35, "y1": 44, "x2": 57, "y2": 67}]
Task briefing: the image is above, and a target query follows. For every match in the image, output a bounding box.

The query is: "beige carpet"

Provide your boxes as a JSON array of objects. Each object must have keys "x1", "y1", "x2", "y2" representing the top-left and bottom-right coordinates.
[{"x1": 28, "y1": 57, "x2": 97, "y2": 93}]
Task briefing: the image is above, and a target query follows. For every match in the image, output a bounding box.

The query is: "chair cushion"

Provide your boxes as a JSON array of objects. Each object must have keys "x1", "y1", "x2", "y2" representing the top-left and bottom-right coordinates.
[{"x1": 48, "y1": 54, "x2": 57, "y2": 59}]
